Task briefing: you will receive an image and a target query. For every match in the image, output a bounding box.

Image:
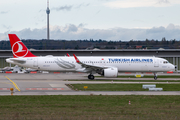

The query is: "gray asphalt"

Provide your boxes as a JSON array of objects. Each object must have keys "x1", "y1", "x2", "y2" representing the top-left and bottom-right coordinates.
[{"x1": 0, "y1": 73, "x2": 180, "y2": 95}]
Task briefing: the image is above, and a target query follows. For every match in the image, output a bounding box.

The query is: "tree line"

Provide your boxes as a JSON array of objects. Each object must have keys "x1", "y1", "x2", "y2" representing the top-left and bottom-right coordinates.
[{"x1": 0, "y1": 37, "x2": 179, "y2": 50}]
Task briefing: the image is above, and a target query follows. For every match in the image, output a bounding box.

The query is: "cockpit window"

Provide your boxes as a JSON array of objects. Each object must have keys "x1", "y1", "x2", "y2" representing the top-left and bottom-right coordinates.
[{"x1": 163, "y1": 61, "x2": 169, "y2": 64}]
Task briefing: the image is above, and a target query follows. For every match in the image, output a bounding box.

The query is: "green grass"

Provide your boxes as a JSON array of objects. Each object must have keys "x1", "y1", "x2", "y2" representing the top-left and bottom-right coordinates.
[
  {"x1": 118, "y1": 75, "x2": 180, "y2": 78},
  {"x1": 0, "y1": 95, "x2": 180, "y2": 120},
  {"x1": 156, "y1": 84, "x2": 180, "y2": 91},
  {"x1": 105, "y1": 75, "x2": 180, "y2": 78},
  {"x1": 68, "y1": 79, "x2": 180, "y2": 82},
  {"x1": 69, "y1": 83, "x2": 180, "y2": 91}
]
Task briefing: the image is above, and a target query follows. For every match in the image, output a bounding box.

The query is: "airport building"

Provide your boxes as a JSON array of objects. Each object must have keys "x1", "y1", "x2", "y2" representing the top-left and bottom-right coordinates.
[{"x1": 1, "y1": 49, "x2": 180, "y2": 71}]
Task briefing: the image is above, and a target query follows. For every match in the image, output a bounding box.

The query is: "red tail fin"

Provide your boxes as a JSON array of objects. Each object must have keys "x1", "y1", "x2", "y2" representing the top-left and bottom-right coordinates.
[{"x1": 8, "y1": 34, "x2": 37, "y2": 58}]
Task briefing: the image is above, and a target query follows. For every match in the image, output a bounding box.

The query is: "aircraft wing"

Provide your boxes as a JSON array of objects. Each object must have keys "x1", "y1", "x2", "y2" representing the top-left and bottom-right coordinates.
[{"x1": 73, "y1": 54, "x2": 109, "y2": 71}]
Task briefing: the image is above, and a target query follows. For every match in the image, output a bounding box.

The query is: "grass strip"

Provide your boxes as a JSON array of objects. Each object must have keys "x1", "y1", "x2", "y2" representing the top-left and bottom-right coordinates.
[
  {"x1": 116, "y1": 75, "x2": 180, "y2": 78},
  {"x1": 68, "y1": 79, "x2": 180, "y2": 82},
  {"x1": 95, "y1": 75, "x2": 180, "y2": 78},
  {"x1": 0, "y1": 95, "x2": 180, "y2": 120},
  {"x1": 68, "y1": 83, "x2": 180, "y2": 91}
]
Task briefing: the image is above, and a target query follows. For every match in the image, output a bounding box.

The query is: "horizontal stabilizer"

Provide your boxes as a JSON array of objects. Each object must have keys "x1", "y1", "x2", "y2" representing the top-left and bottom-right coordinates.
[{"x1": 7, "y1": 58, "x2": 26, "y2": 63}]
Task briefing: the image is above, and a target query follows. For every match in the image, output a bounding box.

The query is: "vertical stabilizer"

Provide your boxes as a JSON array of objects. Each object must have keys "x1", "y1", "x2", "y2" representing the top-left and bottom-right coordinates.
[{"x1": 8, "y1": 34, "x2": 37, "y2": 58}]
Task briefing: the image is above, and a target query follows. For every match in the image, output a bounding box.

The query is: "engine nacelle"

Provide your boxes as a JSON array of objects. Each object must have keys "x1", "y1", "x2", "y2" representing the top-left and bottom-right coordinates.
[{"x1": 103, "y1": 67, "x2": 118, "y2": 78}]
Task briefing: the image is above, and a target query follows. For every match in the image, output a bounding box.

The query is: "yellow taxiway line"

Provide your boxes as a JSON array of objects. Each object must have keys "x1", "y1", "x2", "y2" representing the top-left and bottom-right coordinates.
[{"x1": 5, "y1": 76, "x2": 20, "y2": 91}]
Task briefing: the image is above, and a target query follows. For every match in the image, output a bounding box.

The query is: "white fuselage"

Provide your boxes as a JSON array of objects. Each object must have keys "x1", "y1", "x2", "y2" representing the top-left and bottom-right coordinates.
[{"x1": 6, "y1": 56, "x2": 175, "y2": 72}]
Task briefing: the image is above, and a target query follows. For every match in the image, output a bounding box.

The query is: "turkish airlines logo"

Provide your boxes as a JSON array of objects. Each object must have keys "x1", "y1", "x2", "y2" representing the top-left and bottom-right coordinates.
[{"x1": 12, "y1": 41, "x2": 28, "y2": 57}]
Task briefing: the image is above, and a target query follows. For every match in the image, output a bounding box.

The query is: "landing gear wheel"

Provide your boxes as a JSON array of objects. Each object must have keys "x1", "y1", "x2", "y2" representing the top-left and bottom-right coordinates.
[
  {"x1": 154, "y1": 73, "x2": 157, "y2": 80},
  {"x1": 88, "y1": 75, "x2": 94, "y2": 80}
]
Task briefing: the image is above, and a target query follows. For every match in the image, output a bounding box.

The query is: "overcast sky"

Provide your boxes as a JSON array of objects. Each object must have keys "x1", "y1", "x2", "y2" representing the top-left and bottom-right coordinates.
[{"x1": 1, "y1": 0, "x2": 180, "y2": 41}]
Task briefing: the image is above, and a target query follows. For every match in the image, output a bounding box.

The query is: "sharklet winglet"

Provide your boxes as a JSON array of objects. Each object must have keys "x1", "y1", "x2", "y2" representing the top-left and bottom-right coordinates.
[{"x1": 73, "y1": 54, "x2": 80, "y2": 63}]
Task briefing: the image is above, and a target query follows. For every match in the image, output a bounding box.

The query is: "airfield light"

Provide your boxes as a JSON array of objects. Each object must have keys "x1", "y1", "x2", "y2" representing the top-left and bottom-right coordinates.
[
  {"x1": 84, "y1": 86, "x2": 88, "y2": 90},
  {"x1": 10, "y1": 88, "x2": 14, "y2": 95}
]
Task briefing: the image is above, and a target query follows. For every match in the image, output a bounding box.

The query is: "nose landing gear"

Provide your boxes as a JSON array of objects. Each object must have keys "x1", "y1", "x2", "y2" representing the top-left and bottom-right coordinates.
[{"x1": 154, "y1": 73, "x2": 157, "y2": 80}]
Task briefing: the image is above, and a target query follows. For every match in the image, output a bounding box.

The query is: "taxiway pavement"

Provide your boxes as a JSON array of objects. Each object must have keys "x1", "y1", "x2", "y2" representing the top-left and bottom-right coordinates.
[{"x1": 0, "y1": 73, "x2": 180, "y2": 95}]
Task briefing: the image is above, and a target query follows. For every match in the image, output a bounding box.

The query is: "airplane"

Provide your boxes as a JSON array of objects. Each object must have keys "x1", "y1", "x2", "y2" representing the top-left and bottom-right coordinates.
[
  {"x1": 6, "y1": 34, "x2": 175, "y2": 80},
  {"x1": 1, "y1": 66, "x2": 14, "y2": 73}
]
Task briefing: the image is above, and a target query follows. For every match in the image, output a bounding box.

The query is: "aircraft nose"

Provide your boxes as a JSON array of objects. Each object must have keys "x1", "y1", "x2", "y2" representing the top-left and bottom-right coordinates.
[
  {"x1": 171, "y1": 64, "x2": 176, "y2": 71},
  {"x1": 168, "y1": 64, "x2": 175, "y2": 71}
]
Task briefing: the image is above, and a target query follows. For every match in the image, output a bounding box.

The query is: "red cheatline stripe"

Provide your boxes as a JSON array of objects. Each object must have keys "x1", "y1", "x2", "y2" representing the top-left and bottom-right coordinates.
[
  {"x1": 0, "y1": 88, "x2": 10, "y2": 90},
  {"x1": 26, "y1": 88, "x2": 64, "y2": 90}
]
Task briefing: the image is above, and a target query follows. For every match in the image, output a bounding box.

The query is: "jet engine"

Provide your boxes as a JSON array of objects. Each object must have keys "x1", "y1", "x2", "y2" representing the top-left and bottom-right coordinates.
[{"x1": 100, "y1": 67, "x2": 118, "y2": 77}]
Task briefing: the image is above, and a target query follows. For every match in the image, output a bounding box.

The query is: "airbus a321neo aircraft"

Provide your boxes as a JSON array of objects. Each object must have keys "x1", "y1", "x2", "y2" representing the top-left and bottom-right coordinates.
[{"x1": 6, "y1": 34, "x2": 175, "y2": 80}]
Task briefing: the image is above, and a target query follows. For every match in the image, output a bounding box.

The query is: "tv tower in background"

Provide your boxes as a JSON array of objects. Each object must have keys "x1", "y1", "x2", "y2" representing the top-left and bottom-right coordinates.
[{"x1": 46, "y1": 0, "x2": 50, "y2": 40}]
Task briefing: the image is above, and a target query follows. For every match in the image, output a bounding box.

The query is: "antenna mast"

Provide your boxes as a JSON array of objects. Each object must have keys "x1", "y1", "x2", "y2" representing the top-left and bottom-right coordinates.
[{"x1": 46, "y1": 0, "x2": 50, "y2": 40}]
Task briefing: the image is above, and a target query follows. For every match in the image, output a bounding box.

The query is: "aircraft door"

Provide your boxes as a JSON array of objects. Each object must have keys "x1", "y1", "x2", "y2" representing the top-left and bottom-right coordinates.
[
  {"x1": 33, "y1": 58, "x2": 38, "y2": 67},
  {"x1": 154, "y1": 59, "x2": 159, "y2": 67},
  {"x1": 101, "y1": 59, "x2": 106, "y2": 66}
]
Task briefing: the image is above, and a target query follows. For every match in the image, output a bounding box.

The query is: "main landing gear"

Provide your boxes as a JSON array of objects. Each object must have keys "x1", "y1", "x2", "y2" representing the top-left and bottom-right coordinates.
[
  {"x1": 154, "y1": 73, "x2": 157, "y2": 80},
  {"x1": 88, "y1": 74, "x2": 94, "y2": 80}
]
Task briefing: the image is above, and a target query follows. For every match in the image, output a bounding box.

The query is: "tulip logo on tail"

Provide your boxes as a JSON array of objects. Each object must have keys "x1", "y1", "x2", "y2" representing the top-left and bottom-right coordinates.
[{"x1": 12, "y1": 41, "x2": 28, "y2": 57}]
